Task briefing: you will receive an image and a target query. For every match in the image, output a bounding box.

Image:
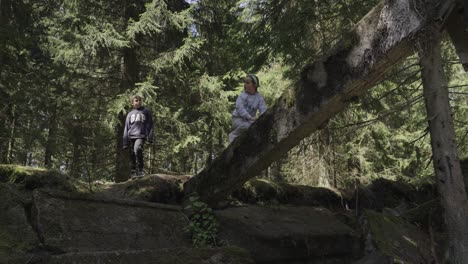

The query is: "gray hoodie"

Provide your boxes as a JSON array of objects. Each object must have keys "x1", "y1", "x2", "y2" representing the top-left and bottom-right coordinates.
[
  {"x1": 123, "y1": 107, "x2": 154, "y2": 146},
  {"x1": 232, "y1": 91, "x2": 267, "y2": 120}
]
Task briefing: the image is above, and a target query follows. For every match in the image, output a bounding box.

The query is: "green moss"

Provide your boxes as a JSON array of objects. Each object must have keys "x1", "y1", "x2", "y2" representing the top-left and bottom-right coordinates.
[
  {"x1": 0, "y1": 229, "x2": 13, "y2": 249},
  {"x1": 0, "y1": 183, "x2": 26, "y2": 206},
  {"x1": 0, "y1": 164, "x2": 46, "y2": 183},
  {"x1": 0, "y1": 229, "x2": 30, "y2": 252},
  {"x1": 0, "y1": 183, "x2": 39, "y2": 256},
  {"x1": 0, "y1": 164, "x2": 80, "y2": 192},
  {"x1": 244, "y1": 179, "x2": 283, "y2": 202},
  {"x1": 157, "y1": 246, "x2": 254, "y2": 264},
  {"x1": 237, "y1": 179, "x2": 344, "y2": 209},
  {"x1": 212, "y1": 246, "x2": 255, "y2": 264},
  {"x1": 365, "y1": 210, "x2": 431, "y2": 263},
  {"x1": 0, "y1": 253, "x2": 30, "y2": 264}
]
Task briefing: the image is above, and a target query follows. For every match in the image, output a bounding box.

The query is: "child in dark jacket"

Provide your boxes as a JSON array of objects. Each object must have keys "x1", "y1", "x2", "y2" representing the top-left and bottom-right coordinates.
[{"x1": 123, "y1": 95, "x2": 154, "y2": 177}]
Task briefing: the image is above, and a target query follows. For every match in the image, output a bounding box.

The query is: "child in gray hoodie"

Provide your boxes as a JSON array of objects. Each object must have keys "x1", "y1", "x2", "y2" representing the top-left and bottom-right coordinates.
[
  {"x1": 229, "y1": 74, "x2": 267, "y2": 143},
  {"x1": 123, "y1": 95, "x2": 154, "y2": 177}
]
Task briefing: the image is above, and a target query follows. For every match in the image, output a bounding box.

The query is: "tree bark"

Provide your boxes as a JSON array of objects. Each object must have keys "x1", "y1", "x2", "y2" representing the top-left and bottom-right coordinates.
[
  {"x1": 318, "y1": 126, "x2": 331, "y2": 186},
  {"x1": 44, "y1": 102, "x2": 58, "y2": 168},
  {"x1": 0, "y1": 1, "x2": 10, "y2": 163},
  {"x1": 184, "y1": 0, "x2": 457, "y2": 206},
  {"x1": 115, "y1": 48, "x2": 138, "y2": 182},
  {"x1": 6, "y1": 107, "x2": 16, "y2": 164},
  {"x1": 115, "y1": 112, "x2": 130, "y2": 182},
  {"x1": 446, "y1": 4, "x2": 468, "y2": 71},
  {"x1": 0, "y1": 0, "x2": 10, "y2": 71},
  {"x1": 114, "y1": 0, "x2": 140, "y2": 182},
  {"x1": 70, "y1": 122, "x2": 82, "y2": 178},
  {"x1": 207, "y1": 121, "x2": 213, "y2": 166},
  {"x1": 20, "y1": 119, "x2": 34, "y2": 165},
  {"x1": 419, "y1": 27, "x2": 468, "y2": 263}
]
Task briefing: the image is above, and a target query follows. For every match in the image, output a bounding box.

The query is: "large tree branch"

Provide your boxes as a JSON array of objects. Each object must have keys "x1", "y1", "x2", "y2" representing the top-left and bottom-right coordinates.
[{"x1": 184, "y1": 0, "x2": 456, "y2": 206}]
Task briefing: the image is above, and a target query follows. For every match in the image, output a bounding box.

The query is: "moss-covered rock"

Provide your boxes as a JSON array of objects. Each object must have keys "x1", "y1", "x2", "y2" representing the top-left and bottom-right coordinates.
[
  {"x1": 233, "y1": 179, "x2": 343, "y2": 209},
  {"x1": 0, "y1": 183, "x2": 39, "y2": 262},
  {"x1": 234, "y1": 179, "x2": 282, "y2": 203},
  {"x1": 32, "y1": 189, "x2": 191, "y2": 252},
  {"x1": 97, "y1": 174, "x2": 189, "y2": 203},
  {"x1": 40, "y1": 246, "x2": 254, "y2": 264},
  {"x1": 217, "y1": 205, "x2": 360, "y2": 263},
  {"x1": 0, "y1": 164, "x2": 81, "y2": 192},
  {"x1": 364, "y1": 210, "x2": 433, "y2": 263}
]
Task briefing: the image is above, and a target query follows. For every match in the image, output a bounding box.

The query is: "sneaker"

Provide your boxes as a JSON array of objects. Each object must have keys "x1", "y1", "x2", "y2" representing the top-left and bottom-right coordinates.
[
  {"x1": 137, "y1": 169, "x2": 145, "y2": 177},
  {"x1": 130, "y1": 170, "x2": 137, "y2": 178}
]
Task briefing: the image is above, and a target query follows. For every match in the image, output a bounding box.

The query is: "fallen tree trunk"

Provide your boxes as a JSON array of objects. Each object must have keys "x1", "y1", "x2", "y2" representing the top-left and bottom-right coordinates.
[{"x1": 184, "y1": 0, "x2": 456, "y2": 206}]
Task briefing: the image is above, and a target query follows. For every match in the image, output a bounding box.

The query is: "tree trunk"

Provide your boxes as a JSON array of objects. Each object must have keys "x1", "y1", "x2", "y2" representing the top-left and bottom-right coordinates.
[
  {"x1": 269, "y1": 158, "x2": 284, "y2": 182},
  {"x1": 114, "y1": 46, "x2": 138, "y2": 182},
  {"x1": 446, "y1": 4, "x2": 468, "y2": 71},
  {"x1": 19, "y1": 119, "x2": 34, "y2": 165},
  {"x1": 6, "y1": 107, "x2": 16, "y2": 164},
  {"x1": 184, "y1": 0, "x2": 457, "y2": 206},
  {"x1": 331, "y1": 130, "x2": 338, "y2": 188},
  {"x1": 115, "y1": 112, "x2": 130, "y2": 182},
  {"x1": 90, "y1": 129, "x2": 98, "y2": 177},
  {"x1": 419, "y1": 27, "x2": 468, "y2": 263},
  {"x1": 150, "y1": 142, "x2": 156, "y2": 174},
  {"x1": 114, "y1": 0, "x2": 141, "y2": 182},
  {"x1": 44, "y1": 102, "x2": 58, "y2": 168},
  {"x1": 207, "y1": 122, "x2": 213, "y2": 166},
  {"x1": 0, "y1": 0, "x2": 8, "y2": 65},
  {"x1": 70, "y1": 136, "x2": 81, "y2": 178},
  {"x1": 318, "y1": 126, "x2": 331, "y2": 186}
]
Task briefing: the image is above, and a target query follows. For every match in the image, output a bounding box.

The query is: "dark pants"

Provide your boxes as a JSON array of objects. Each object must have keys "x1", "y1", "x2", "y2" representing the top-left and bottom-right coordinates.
[{"x1": 129, "y1": 138, "x2": 145, "y2": 172}]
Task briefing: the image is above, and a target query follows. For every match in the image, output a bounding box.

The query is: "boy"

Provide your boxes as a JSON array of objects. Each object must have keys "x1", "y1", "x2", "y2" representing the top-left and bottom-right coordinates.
[{"x1": 123, "y1": 95, "x2": 154, "y2": 177}]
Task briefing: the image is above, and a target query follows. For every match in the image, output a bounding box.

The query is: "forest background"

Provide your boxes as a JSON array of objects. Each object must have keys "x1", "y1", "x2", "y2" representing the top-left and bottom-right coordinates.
[{"x1": 1, "y1": 0, "x2": 467, "y2": 187}]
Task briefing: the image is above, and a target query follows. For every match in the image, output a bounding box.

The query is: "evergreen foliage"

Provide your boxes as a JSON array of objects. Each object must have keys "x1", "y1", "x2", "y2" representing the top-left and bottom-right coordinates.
[{"x1": 0, "y1": 0, "x2": 467, "y2": 189}]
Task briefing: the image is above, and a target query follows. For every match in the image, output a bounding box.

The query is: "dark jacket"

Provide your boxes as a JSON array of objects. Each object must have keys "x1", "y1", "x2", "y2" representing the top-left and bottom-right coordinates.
[{"x1": 123, "y1": 107, "x2": 154, "y2": 146}]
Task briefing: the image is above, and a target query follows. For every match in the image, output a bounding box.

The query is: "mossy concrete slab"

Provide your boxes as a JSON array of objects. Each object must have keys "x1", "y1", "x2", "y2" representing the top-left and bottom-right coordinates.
[
  {"x1": 97, "y1": 174, "x2": 189, "y2": 204},
  {"x1": 216, "y1": 205, "x2": 360, "y2": 263},
  {"x1": 32, "y1": 189, "x2": 191, "y2": 252},
  {"x1": 233, "y1": 179, "x2": 343, "y2": 209},
  {"x1": 364, "y1": 210, "x2": 432, "y2": 263},
  {"x1": 0, "y1": 164, "x2": 80, "y2": 192},
  {"x1": 39, "y1": 247, "x2": 254, "y2": 264},
  {"x1": 0, "y1": 183, "x2": 39, "y2": 261}
]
